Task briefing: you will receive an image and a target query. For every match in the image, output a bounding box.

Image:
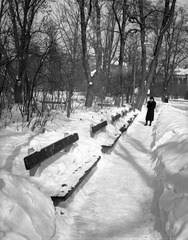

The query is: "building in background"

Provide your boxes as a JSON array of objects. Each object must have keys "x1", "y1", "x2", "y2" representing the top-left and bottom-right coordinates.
[
  {"x1": 150, "y1": 68, "x2": 188, "y2": 99},
  {"x1": 169, "y1": 68, "x2": 188, "y2": 99}
]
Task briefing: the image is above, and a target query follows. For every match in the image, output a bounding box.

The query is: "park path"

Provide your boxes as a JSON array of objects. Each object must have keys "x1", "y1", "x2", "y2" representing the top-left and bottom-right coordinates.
[{"x1": 67, "y1": 106, "x2": 168, "y2": 240}]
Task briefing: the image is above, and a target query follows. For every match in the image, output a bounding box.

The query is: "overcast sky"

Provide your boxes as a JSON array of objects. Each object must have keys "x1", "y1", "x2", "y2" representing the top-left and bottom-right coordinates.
[{"x1": 177, "y1": 0, "x2": 188, "y2": 6}]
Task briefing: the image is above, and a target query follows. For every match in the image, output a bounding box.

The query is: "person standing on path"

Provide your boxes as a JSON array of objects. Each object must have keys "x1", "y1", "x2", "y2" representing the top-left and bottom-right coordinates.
[{"x1": 145, "y1": 96, "x2": 156, "y2": 126}]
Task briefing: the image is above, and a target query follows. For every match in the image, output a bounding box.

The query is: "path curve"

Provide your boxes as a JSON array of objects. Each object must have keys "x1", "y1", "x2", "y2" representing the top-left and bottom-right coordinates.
[{"x1": 67, "y1": 107, "x2": 168, "y2": 240}]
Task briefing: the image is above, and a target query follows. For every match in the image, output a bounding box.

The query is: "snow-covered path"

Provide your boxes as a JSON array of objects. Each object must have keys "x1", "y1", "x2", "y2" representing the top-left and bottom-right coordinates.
[{"x1": 67, "y1": 107, "x2": 167, "y2": 240}]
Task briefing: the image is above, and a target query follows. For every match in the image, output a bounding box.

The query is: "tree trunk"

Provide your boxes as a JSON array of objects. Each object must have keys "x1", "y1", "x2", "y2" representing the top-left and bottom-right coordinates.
[
  {"x1": 85, "y1": 83, "x2": 93, "y2": 107},
  {"x1": 66, "y1": 88, "x2": 73, "y2": 118},
  {"x1": 77, "y1": 0, "x2": 92, "y2": 107},
  {"x1": 136, "y1": 39, "x2": 162, "y2": 110},
  {"x1": 136, "y1": 0, "x2": 177, "y2": 110},
  {"x1": 8, "y1": 0, "x2": 45, "y2": 119},
  {"x1": 112, "y1": 0, "x2": 128, "y2": 107},
  {"x1": 114, "y1": 92, "x2": 121, "y2": 106}
]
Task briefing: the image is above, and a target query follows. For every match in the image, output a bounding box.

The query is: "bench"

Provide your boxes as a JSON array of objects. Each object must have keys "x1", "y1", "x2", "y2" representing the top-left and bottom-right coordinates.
[
  {"x1": 127, "y1": 117, "x2": 133, "y2": 124},
  {"x1": 40, "y1": 101, "x2": 66, "y2": 110},
  {"x1": 119, "y1": 124, "x2": 128, "y2": 133},
  {"x1": 98, "y1": 103, "x2": 114, "y2": 107},
  {"x1": 121, "y1": 110, "x2": 128, "y2": 116},
  {"x1": 111, "y1": 113, "x2": 121, "y2": 123},
  {"x1": 127, "y1": 114, "x2": 138, "y2": 125},
  {"x1": 41, "y1": 101, "x2": 66, "y2": 104},
  {"x1": 51, "y1": 156, "x2": 101, "y2": 207},
  {"x1": 90, "y1": 120, "x2": 108, "y2": 137},
  {"x1": 24, "y1": 133, "x2": 79, "y2": 176}
]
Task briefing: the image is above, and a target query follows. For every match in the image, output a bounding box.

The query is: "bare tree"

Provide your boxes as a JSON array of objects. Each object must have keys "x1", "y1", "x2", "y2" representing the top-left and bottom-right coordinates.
[
  {"x1": 0, "y1": 0, "x2": 15, "y2": 117},
  {"x1": 88, "y1": 0, "x2": 108, "y2": 106},
  {"x1": 160, "y1": 6, "x2": 188, "y2": 98},
  {"x1": 102, "y1": 4, "x2": 117, "y2": 97},
  {"x1": 135, "y1": 0, "x2": 177, "y2": 110},
  {"x1": 7, "y1": 0, "x2": 47, "y2": 119},
  {"x1": 112, "y1": 0, "x2": 130, "y2": 106},
  {"x1": 76, "y1": 0, "x2": 93, "y2": 107},
  {"x1": 51, "y1": 0, "x2": 83, "y2": 117}
]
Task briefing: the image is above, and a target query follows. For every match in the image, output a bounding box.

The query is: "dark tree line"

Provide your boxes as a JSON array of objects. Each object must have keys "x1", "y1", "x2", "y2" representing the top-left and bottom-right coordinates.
[{"x1": 1, "y1": 0, "x2": 188, "y2": 124}]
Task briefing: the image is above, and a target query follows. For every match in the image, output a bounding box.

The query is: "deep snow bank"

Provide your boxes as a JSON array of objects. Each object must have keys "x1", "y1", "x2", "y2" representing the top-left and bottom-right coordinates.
[
  {"x1": 0, "y1": 170, "x2": 56, "y2": 240},
  {"x1": 0, "y1": 105, "x2": 137, "y2": 240},
  {"x1": 153, "y1": 102, "x2": 188, "y2": 240}
]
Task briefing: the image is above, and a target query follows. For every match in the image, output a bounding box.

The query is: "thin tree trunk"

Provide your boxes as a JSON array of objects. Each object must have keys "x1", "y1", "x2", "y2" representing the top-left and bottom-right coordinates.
[
  {"x1": 136, "y1": 0, "x2": 177, "y2": 110},
  {"x1": 112, "y1": 0, "x2": 128, "y2": 107},
  {"x1": 77, "y1": 0, "x2": 93, "y2": 107}
]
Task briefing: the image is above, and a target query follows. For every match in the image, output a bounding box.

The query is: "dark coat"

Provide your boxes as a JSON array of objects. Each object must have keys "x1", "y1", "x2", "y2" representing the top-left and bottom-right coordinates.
[
  {"x1": 14, "y1": 81, "x2": 22, "y2": 104},
  {"x1": 146, "y1": 100, "x2": 156, "y2": 121}
]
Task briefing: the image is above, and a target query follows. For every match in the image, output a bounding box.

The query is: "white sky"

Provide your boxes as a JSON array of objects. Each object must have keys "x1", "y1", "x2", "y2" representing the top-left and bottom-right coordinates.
[
  {"x1": 0, "y1": 98, "x2": 188, "y2": 239},
  {"x1": 177, "y1": 0, "x2": 188, "y2": 5}
]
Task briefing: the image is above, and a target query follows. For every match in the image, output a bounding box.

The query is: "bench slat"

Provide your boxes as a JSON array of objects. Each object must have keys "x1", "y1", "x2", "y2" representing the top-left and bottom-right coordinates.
[
  {"x1": 24, "y1": 133, "x2": 79, "y2": 170},
  {"x1": 91, "y1": 121, "x2": 107, "y2": 133},
  {"x1": 98, "y1": 103, "x2": 114, "y2": 107},
  {"x1": 40, "y1": 101, "x2": 66, "y2": 104},
  {"x1": 51, "y1": 156, "x2": 101, "y2": 206},
  {"x1": 112, "y1": 114, "x2": 121, "y2": 122}
]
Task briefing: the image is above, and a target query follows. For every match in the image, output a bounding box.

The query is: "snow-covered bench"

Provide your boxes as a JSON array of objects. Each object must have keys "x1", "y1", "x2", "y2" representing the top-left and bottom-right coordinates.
[
  {"x1": 51, "y1": 156, "x2": 101, "y2": 206},
  {"x1": 90, "y1": 120, "x2": 108, "y2": 138},
  {"x1": 98, "y1": 103, "x2": 114, "y2": 107},
  {"x1": 24, "y1": 133, "x2": 79, "y2": 176},
  {"x1": 121, "y1": 109, "x2": 128, "y2": 116},
  {"x1": 111, "y1": 113, "x2": 121, "y2": 123}
]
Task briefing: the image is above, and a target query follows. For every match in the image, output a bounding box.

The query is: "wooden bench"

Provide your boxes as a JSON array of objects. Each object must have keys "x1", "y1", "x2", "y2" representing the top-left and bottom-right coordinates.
[
  {"x1": 119, "y1": 124, "x2": 128, "y2": 133},
  {"x1": 121, "y1": 110, "x2": 128, "y2": 116},
  {"x1": 127, "y1": 117, "x2": 133, "y2": 124},
  {"x1": 90, "y1": 120, "x2": 108, "y2": 137},
  {"x1": 41, "y1": 101, "x2": 66, "y2": 105},
  {"x1": 98, "y1": 103, "x2": 114, "y2": 107},
  {"x1": 24, "y1": 133, "x2": 79, "y2": 176},
  {"x1": 40, "y1": 101, "x2": 66, "y2": 110},
  {"x1": 51, "y1": 156, "x2": 101, "y2": 207},
  {"x1": 111, "y1": 113, "x2": 121, "y2": 123},
  {"x1": 127, "y1": 114, "x2": 138, "y2": 125}
]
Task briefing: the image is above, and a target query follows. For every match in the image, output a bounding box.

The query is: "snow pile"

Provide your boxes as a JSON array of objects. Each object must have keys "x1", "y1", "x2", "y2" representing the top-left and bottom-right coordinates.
[
  {"x1": 0, "y1": 170, "x2": 55, "y2": 240},
  {"x1": 12, "y1": 106, "x2": 135, "y2": 197},
  {"x1": 154, "y1": 103, "x2": 188, "y2": 239},
  {"x1": 0, "y1": 105, "x2": 136, "y2": 239},
  {"x1": 2, "y1": 99, "x2": 188, "y2": 239}
]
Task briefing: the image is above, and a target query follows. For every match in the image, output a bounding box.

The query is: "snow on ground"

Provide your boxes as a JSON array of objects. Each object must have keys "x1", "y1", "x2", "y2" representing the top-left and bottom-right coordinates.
[
  {"x1": 153, "y1": 101, "x2": 188, "y2": 240},
  {"x1": 65, "y1": 112, "x2": 164, "y2": 239},
  {"x1": 0, "y1": 99, "x2": 188, "y2": 239}
]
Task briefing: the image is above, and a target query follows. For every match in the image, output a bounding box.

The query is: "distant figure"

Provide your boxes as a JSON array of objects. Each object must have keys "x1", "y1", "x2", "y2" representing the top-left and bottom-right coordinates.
[
  {"x1": 14, "y1": 80, "x2": 22, "y2": 104},
  {"x1": 145, "y1": 96, "x2": 156, "y2": 126}
]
